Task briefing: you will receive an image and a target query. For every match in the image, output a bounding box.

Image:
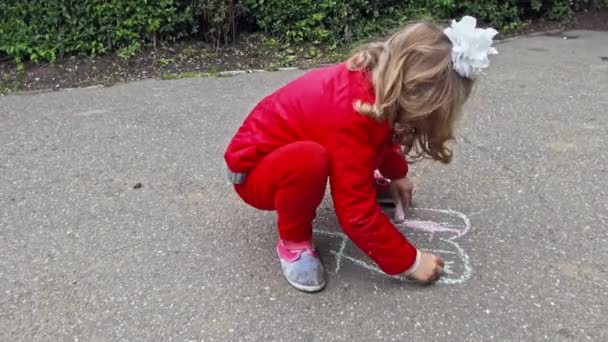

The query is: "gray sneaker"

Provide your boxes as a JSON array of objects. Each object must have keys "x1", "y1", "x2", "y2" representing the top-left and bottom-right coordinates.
[{"x1": 277, "y1": 241, "x2": 326, "y2": 293}]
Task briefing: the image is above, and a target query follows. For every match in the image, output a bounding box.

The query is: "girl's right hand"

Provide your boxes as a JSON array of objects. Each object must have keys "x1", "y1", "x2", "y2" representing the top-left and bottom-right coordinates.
[{"x1": 409, "y1": 252, "x2": 444, "y2": 284}]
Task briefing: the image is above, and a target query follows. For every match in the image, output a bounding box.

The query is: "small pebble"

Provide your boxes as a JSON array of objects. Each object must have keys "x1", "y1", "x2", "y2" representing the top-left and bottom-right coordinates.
[{"x1": 133, "y1": 182, "x2": 143, "y2": 189}]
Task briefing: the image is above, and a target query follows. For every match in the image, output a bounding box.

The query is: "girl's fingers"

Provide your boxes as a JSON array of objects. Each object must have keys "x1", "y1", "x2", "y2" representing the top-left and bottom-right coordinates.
[
  {"x1": 431, "y1": 267, "x2": 442, "y2": 282},
  {"x1": 423, "y1": 272, "x2": 440, "y2": 285}
]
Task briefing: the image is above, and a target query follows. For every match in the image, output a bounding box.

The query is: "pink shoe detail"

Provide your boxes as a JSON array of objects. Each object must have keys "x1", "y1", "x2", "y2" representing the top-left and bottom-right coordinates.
[{"x1": 277, "y1": 239, "x2": 317, "y2": 263}]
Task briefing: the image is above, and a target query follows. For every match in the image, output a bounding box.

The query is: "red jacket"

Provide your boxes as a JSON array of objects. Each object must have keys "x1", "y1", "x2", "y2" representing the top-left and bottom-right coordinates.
[{"x1": 225, "y1": 63, "x2": 417, "y2": 274}]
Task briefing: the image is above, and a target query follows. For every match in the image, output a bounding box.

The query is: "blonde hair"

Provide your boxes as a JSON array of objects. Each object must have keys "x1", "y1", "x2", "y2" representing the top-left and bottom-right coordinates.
[{"x1": 347, "y1": 21, "x2": 474, "y2": 164}]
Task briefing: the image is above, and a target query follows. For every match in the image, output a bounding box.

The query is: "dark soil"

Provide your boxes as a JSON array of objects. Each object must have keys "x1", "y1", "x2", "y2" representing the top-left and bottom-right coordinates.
[
  {"x1": 1, "y1": 9, "x2": 607, "y2": 95},
  {"x1": 0, "y1": 34, "x2": 345, "y2": 95}
]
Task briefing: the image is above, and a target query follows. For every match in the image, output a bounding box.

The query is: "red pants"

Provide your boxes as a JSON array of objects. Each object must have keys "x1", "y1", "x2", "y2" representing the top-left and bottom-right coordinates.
[{"x1": 235, "y1": 142, "x2": 331, "y2": 242}]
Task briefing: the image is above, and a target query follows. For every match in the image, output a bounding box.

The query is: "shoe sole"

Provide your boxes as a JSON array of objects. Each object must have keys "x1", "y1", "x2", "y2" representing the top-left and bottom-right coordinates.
[{"x1": 285, "y1": 278, "x2": 327, "y2": 293}]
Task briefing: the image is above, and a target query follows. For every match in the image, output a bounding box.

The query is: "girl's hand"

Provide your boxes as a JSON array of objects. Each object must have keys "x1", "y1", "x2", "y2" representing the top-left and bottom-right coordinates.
[
  {"x1": 409, "y1": 252, "x2": 444, "y2": 284},
  {"x1": 390, "y1": 177, "x2": 414, "y2": 222}
]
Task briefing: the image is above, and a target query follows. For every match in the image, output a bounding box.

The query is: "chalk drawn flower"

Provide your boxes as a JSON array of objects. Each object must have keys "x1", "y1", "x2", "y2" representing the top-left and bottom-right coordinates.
[{"x1": 313, "y1": 208, "x2": 472, "y2": 285}]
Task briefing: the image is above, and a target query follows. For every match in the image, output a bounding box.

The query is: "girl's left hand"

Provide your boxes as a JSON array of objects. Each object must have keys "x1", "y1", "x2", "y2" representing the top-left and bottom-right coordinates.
[{"x1": 390, "y1": 177, "x2": 414, "y2": 222}]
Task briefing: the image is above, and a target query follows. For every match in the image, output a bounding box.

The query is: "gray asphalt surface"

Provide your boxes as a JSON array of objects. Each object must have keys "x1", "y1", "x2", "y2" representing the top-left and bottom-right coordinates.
[{"x1": 1, "y1": 31, "x2": 608, "y2": 341}]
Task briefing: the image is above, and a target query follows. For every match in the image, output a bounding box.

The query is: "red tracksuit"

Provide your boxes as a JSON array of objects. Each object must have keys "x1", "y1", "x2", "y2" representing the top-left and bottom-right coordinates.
[{"x1": 224, "y1": 63, "x2": 416, "y2": 275}]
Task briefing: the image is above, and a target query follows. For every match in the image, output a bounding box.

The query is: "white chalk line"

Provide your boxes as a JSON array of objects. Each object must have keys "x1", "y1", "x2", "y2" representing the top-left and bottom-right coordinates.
[
  {"x1": 327, "y1": 239, "x2": 468, "y2": 284},
  {"x1": 313, "y1": 208, "x2": 473, "y2": 285}
]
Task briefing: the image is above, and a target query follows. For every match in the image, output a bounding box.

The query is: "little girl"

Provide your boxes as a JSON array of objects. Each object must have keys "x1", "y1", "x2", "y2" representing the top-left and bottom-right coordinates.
[{"x1": 225, "y1": 16, "x2": 498, "y2": 292}]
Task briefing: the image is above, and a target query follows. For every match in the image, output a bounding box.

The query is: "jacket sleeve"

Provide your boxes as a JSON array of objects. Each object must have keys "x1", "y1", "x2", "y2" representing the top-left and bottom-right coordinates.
[
  {"x1": 377, "y1": 143, "x2": 409, "y2": 180},
  {"x1": 328, "y1": 117, "x2": 417, "y2": 275}
]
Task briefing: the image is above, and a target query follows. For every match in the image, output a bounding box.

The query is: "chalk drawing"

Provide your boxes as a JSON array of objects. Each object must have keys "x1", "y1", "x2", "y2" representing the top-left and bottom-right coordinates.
[{"x1": 313, "y1": 208, "x2": 472, "y2": 285}]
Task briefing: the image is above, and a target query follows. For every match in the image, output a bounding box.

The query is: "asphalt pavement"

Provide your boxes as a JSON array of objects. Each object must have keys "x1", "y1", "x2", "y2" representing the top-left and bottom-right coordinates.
[{"x1": 1, "y1": 30, "x2": 608, "y2": 341}]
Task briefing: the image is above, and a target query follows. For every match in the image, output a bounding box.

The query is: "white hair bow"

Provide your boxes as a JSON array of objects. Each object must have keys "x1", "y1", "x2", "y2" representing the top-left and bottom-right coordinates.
[{"x1": 443, "y1": 16, "x2": 499, "y2": 79}]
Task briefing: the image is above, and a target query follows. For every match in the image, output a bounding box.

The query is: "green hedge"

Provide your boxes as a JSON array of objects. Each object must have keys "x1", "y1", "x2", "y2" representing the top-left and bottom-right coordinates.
[
  {"x1": 0, "y1": 0, "x2": 239, "y2": 63},
  {"x1": 191, "y1": 0, "x2": 240, "y2": 48},
  {"x1": 1, "y1": 0, "x2": 605, "y2": 64},
  {"x1": 241, "y1": 0, "x2": 404, "y2": 43},
  {"x1": 0, "y1": 0, "x2": 192, "y2": 63},
  {"x1": 245, "y1": 0, "x2": 605, "y2": 44}
]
